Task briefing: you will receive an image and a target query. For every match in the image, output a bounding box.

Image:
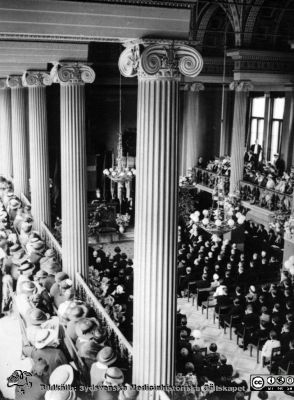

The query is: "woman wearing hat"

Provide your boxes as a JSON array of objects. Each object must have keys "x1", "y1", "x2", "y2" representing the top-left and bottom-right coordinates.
[{"x1": 90, "y1": 346, "x2": 117, "y2": 385}]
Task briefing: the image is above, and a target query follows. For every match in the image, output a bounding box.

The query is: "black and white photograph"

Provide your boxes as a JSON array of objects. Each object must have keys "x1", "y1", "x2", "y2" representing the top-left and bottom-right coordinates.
[{"x1": 0, "y1": 0, "x2": 293, "y2": 399}]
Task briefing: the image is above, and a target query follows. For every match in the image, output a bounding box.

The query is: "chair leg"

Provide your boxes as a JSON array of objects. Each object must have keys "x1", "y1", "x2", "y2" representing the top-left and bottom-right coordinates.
[
  {"x1": 224, "y1": 325, "x2": 227, "y2": 335},
  {"x1": 213, "y1": 312, "x2": 215, "y2": 324},
  {"x1": 196, "y1": 295, "x2": 199, "y2": 310},
  {"x1": 257, "y1": 348, "x2": 259, "y2": 364},
  {"x1": 192, "y1": 295, "x2": 194, "y2": 307},
  {"x1": 250, "y1": 345, "x2": 252, "y2": 357},
  {"x1": 229, "y1": 326, "x2": 232, "y2": 340},
  {"x1": 218, "y1": 317, "x2": 220, "y2": 329},
  {"x1": 187, "y1": 290, "x2": 190, "y2": 302},
  {"x1": 201, "y1": 305, "x2": 204, "y2": 315},
  {"x1": 206, "y1": 307, "x2": 209, "y2": 319}
]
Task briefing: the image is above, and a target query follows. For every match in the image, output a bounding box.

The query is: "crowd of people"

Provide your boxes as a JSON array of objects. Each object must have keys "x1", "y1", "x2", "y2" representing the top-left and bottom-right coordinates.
[
  {"x1": 178, "y1": 223, "x2": 282, "y2": 300},
  {"x1": 88, "y1": 246, "x2": 134, "y2": 342},
  {"x1": 176, "y1": 310, "x2": 250, "y2": 400},
  {"x1": 175, "y1": 217, "x2": 294, "y2": 398},
  {"x1": 0, "y1": 176, "x2": 135, "y2": 400}
]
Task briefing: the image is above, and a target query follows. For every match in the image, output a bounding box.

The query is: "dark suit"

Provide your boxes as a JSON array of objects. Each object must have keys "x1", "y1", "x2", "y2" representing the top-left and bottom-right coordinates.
[{"x1": 280, "y1": 332, "x2": 294, "y2": 354}]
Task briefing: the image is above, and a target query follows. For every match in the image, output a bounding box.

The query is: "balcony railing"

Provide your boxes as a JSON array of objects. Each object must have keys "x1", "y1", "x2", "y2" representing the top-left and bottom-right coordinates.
[
  {"x1": 194, "y1": 167, "x2": 230, "y2": 194},
  {"x1": 20, "y1": 192, "x2": 31, "y2": 207},
  {"x1": 76, "y1": 272, "x2": 133, "y2": 367},
  {"x1": 240, "y1": 180, "x2": 293, "y2": 213},
  {"x1": 40, "y1": 221, "x2": 62, "y2": 264}
]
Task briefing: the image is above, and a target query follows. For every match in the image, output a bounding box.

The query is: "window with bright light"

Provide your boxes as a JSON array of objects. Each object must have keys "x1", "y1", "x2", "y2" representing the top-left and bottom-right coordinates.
[
  {"x1": 247, "y1": 95, "x2": 285, "y2": 162},
  {"x1": 270, "y1": 97, "x2": 285, "y2": 161},
  {"x1": 249, "y1": 97, "x2": 265, "y2": 147}
]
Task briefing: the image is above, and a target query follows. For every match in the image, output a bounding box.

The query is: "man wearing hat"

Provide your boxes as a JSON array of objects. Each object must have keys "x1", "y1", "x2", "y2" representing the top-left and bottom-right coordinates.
[
  {"x1": 19, "y1": 220, "x2": 33, "y2": 246},
  {"x1": 50, "y1": 272, "x2": 69, "y2": 297},
  {"x1": 49, "y1": 364, "x2": 74, "y2": 387},
  {"x1": 66, "y1": 305, "x2": 89, "y2": 341},
  {"x1": 23, "y1": 341, "x2": 68, "y2": 376},
  {"x1": 103, "y1": 366, "x2": 124, "y2": 387},
  {"x1": 52, "y1": 278, "x2": 73, "y2": 308},
  {"x1": 16, "y1": 262, "x2": 35, "y2": 295},
  {"x1": 77, "y1": 339, "x2": 102, "y2": 368},
  {"x1": 7, "y1": 198, "x2": 21, "y2": 221},
  {"x1": 39, "y1": 248, "x2": 56, "y2": 266},
  {"x1": 13, "y1": 208, "x2": 24, "y2": 232},
  {"x1": 42, "y1": 259, "x2": 62, "y2": 292},
  {"x1": 75, "y1": 319, "x2": 106, "y2": 350},
  {"x1": 90, "y1": 346, "x2": 117, "y2": 385}
]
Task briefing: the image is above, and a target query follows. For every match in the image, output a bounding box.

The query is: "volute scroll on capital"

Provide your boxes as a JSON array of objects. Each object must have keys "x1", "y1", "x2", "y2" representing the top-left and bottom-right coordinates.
[
  {"x1": 0, "y1": 78, "x2": 8, "y2": 90},
  {"x1": 50, "y1": 63, "x2": 95, "y2": 85},
  {"x1": 22, "y1": 71, "x2": 53, "y2": 87},
  {"x1": 6, "y1": 76, "x2": 24, "y2": 89},
  {"x1": 229, "y1": 80, "x2": 254, "y2": 92},
  {"x1": 119, "y1": 43, "x2": 203, "y2": 80}
]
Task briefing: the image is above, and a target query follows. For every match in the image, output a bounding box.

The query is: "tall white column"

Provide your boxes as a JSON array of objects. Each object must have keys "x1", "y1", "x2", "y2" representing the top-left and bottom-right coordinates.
[
  {"x1": 51, "y1": 63, "x2": 95, "y2": 283},
  {"x1": 119, "y1": 43, "x2": 203, "y2": 391},
  {"x1": 22, "y1": 71, "x2": 52, "y2": 232},
  {"x1": 229, "y1": 80, "x2": 253, "y2": 194},
  {"x1": 179, "y1": 82, "x2": 204, "y2": 176},
  {"x1": 7, "y1": 76, "x2": 29, "y2": 197},
  {"x1": 0, "y1": 79, "x2": 13, "y2": 179}
]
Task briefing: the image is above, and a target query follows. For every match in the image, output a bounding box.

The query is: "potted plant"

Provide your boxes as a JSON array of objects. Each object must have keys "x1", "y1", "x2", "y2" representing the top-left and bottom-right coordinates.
[{"x1": 116, "y1": 213, "x2": 131, "y2": 233}]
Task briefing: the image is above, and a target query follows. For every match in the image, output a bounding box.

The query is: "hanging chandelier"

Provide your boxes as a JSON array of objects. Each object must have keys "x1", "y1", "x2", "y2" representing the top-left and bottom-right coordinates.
[
  {"x1": 190, "y1": 174, "x2": 247, "y2": 235},
  {"x1": 103, "y1": 75, "x2": 136, "y2": 183}
]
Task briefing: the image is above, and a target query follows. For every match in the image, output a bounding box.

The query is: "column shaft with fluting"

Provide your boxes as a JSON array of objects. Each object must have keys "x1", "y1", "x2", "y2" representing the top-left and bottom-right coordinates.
[
  {"x1": 7, "y1": 77, "x2": 29, "y2": 197},
  {"x1": 119, "y1": 43, "x2": 203, "y2": 390},
  {"x1": 0, "y1": 80, "x2": 13, "y2": 179},
  {"x1": 179, "y1": 82, "x2": 204, "y2": 176},
  {"x1": 52, "y1": 63, "x2": 95, "y2": 283},
  {"x1": 134, "y1": 77, "x2": 179, "y2": 385},
  {"x1": 229, "y1": 80, "x2": 253, "y2": 194},
  {"x1": 23, "y1": 72, "x2": 52, "y2": 232}
]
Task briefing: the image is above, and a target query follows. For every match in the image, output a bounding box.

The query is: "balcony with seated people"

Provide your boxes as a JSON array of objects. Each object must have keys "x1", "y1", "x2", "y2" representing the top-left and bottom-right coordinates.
[
  {"x1": 191, "y1": 157, "x2": 231, "y2": 196},
  {"x1": 0, "y1": 176, "x2": 135, "y2": 400}
]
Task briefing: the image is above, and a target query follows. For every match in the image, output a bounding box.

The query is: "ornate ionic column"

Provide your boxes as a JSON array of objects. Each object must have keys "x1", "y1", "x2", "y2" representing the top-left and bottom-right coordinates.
[
  {"x1": 229, "y1": 80, "x2": 253, "y2": 194},
  {"x1": 51, "y1": 63, "x2": 95, "y2": 283},
  {"x1": 0, "y1": 79, "x2": 13, "y2": 179},
  {"x1": 22, "y1": 71, "x2": 52, "y2": 232},
  {"x1": 119, "y1": 42, "x2": 203, "y2": 389},
  {"x1": 7, "y1": 76, "x2": 29, "y2": 197},
  {"x1": 179, "y1": 81, "x2": 204, "y2": 176}
]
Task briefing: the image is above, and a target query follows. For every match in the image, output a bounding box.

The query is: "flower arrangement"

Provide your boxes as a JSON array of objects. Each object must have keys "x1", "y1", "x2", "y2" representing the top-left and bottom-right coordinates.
[
  {"x1": 116, "y1": 213, "x2": 131, "y2": 228},
  {"x1": 179, "y1": 173, "x2": 195, "y2": 187}
]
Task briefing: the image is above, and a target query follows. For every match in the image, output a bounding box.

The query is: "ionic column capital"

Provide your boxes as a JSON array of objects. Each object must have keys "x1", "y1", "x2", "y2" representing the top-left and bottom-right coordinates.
[
  {"x1": 50, "y1": 62, "x2": 95, "y2": 86},
  {"x1": 7, "y1": 76, "x2": 24, "y2": 89},
  {"x1": 119, "y1": 43, "x2": 203, "y2": 80},
  {"x1": 22, "y1": 71, "x2": 53, "y2": 87},
  {"x1": 182, "y1": 81, "x2": 205, "y2": 92},
  {"x1": 0, "y1": 79, "x2": 9, "y2": 90},
  {"x1": 229, "y1": 80, "x2": 254, "y2": 92}
]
